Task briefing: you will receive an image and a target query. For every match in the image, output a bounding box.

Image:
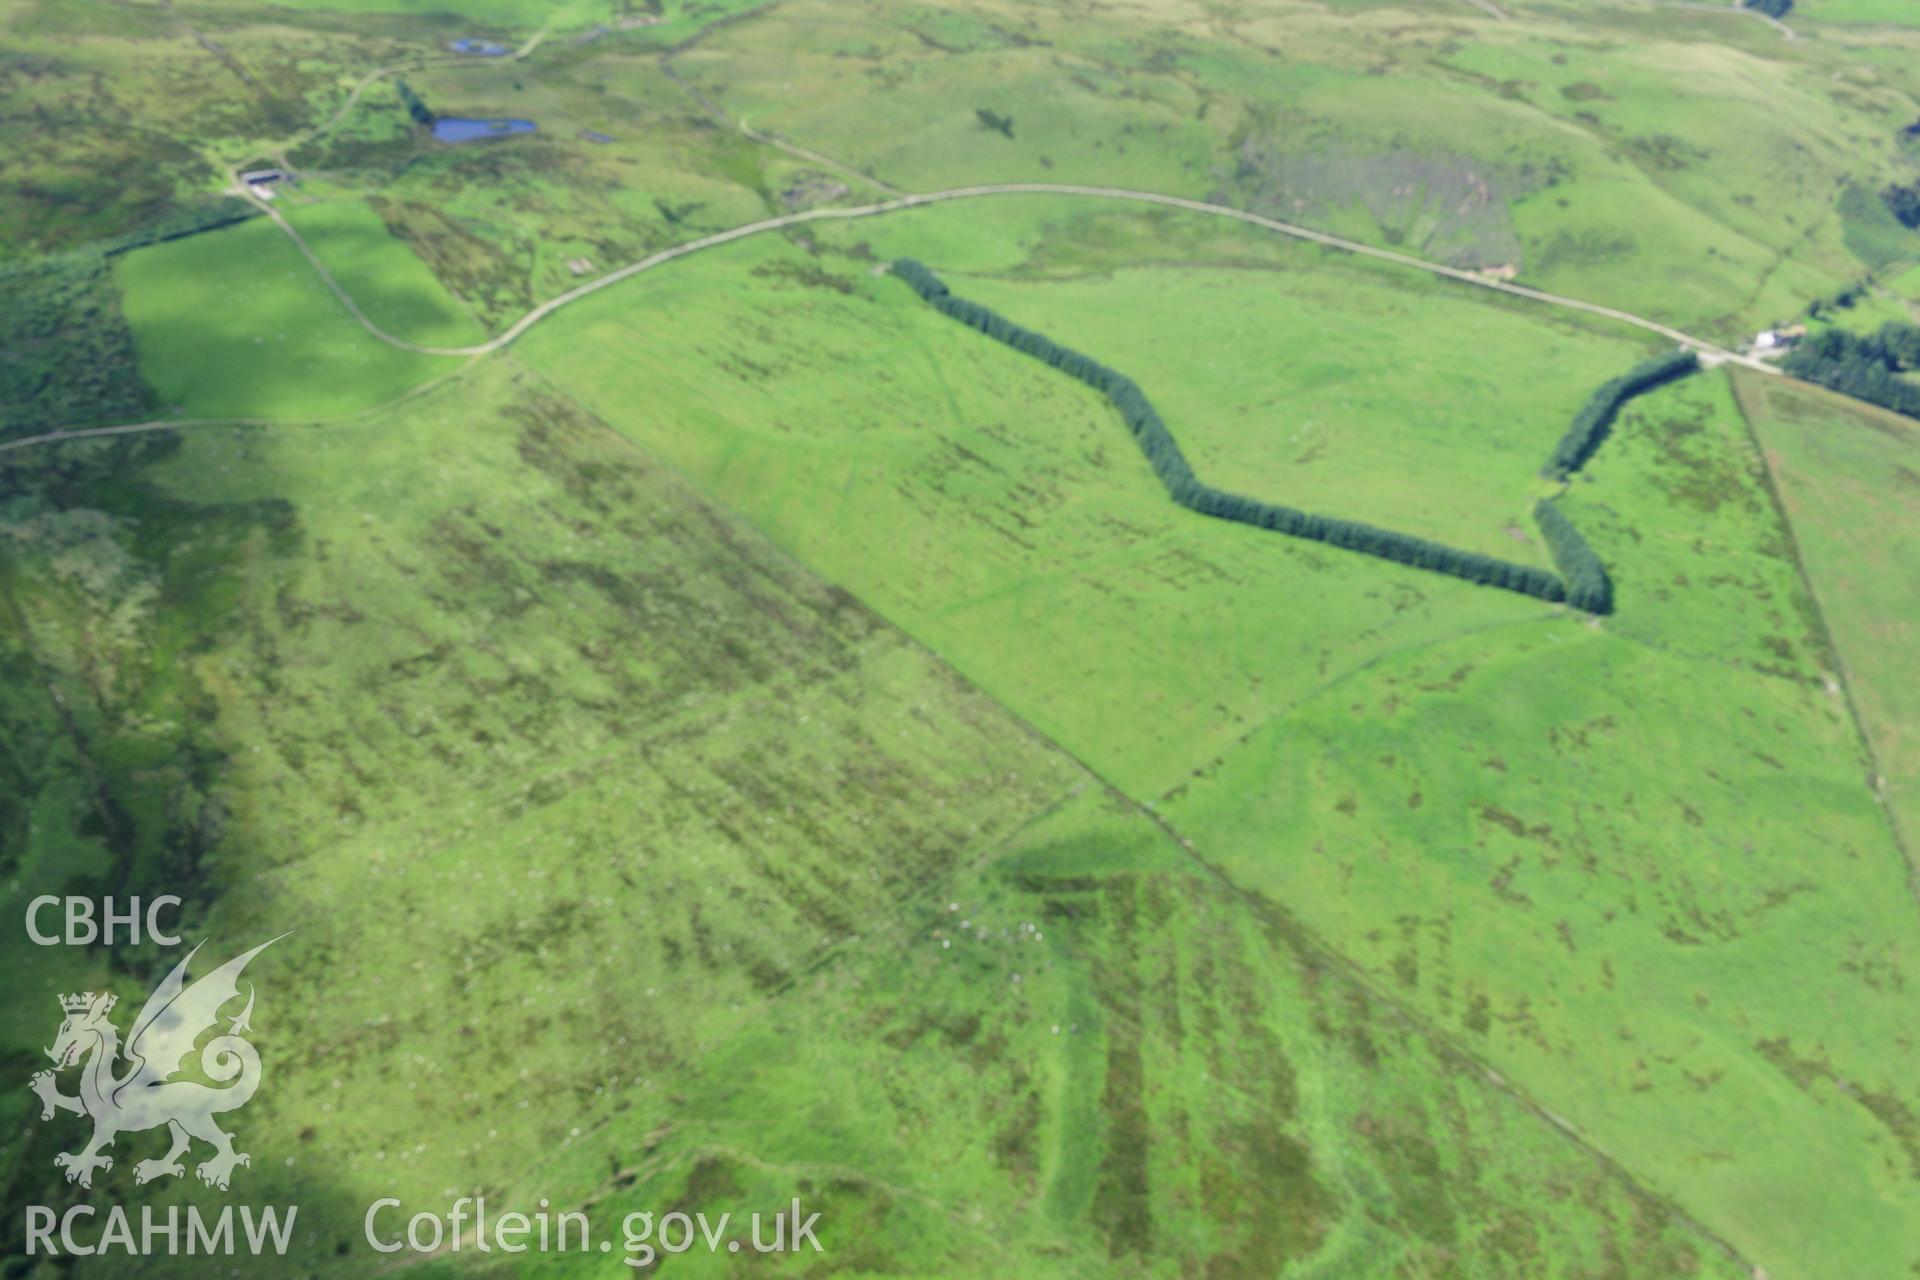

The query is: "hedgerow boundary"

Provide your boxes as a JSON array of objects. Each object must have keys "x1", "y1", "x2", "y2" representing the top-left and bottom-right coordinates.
[{"x1": 891, "y1": 258, "x2": 1699, "y2": 615}]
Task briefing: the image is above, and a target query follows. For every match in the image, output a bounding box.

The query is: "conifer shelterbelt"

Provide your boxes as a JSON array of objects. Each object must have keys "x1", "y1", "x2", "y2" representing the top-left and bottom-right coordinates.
[
  {"x1": 1533, "y1": 498, "x2": 1613, "y2": 615},
  {"x1": 892, "y1": 258, "x2": 1697, "y2": 615},
  {"x1": 1531, "y1": 349, "x2": 1700, "y2": 614},
  {"x1": 1541, "y1": 349, "x2": 1699, "y2": 480},
  {"x1": 1781, "y1": 323, "x2": 1920, "y2": 421}
]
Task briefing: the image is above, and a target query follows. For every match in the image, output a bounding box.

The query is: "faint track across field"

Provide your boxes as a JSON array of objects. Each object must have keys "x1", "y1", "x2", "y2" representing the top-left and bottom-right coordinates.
[{"x1": 657, "y1": 59, "x2": 906, "y2": 197}]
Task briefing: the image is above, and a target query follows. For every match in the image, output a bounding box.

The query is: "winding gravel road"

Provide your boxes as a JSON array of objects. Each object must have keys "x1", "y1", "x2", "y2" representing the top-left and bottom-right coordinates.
[{"x1": 250, "y1": 181, "x2": 1777, "y2": 371}]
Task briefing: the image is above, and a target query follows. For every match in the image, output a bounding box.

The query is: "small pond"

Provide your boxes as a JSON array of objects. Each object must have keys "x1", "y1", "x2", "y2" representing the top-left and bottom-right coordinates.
[
  {"x1": 432, "y1": 117, "x2": 537, "y2": 143},
  {"x1": 448, "y1": 38, "x2": 510, "y2": 55}
]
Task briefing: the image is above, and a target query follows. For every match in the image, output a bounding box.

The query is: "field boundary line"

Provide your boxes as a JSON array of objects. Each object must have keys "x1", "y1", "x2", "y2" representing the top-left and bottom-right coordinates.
[
  {"x1": 0, "y1": 355, "x2": 487, "y2": 456},
  {"x1": 1155, "y1": 612, "x2": 1563, "y2": 807}
]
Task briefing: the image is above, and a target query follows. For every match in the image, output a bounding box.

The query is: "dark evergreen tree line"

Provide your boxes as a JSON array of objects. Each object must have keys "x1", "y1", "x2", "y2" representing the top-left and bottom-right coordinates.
[
  {"x1": 1781, "y1": 322, "x2": 1920, "y2": 420},
  {"x1": 1533, "y1": 498, "x2": 1612, "y2": 614},
  {"x1": 1542, "y1": 349, "x2": 1699, "y2": 479},
  {"x1": 395, "y1": 79, "x2": 437, "y2": 127},
  {"x1": 892, "y1": 258, "x2": 1591, "y2": 609}
]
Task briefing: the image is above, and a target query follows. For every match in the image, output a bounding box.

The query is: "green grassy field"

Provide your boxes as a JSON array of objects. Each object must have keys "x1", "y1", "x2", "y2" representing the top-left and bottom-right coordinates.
[
  {"x1": 244, "y1": 0, "x2": 576, "y2": 22},
  {"x1": 114, "y1": 199, "x2": 477, "y2": 419},
  {"x1": 1889, "y1": 261, "x2": 1920, "y2": 303},
  {"x1": 1554, "y1": 370, "x2": 1828, "y2": 667},
  {"x1": 1734, "y1": 371, "x2": 1920, "y2": 862},
  {"x1": 1159, "y1": 612, "x2": 1919, "y2": 1275},
  {"x1": 0, "y1": 360, "x2": 1081, "y2": 1271},
  {"x1": 532, "y1": 790, "x2": 1748, "y2": 1278}
]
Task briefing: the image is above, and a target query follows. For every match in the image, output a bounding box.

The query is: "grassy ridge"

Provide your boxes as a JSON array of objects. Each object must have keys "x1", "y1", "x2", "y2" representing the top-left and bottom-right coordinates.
[
  {"x1": 1798, "y1": 0, "x2": 1920, "y2": 24},
  {"x1": 550, "y1": 791, "x2": 1746, "y2": 1278}
]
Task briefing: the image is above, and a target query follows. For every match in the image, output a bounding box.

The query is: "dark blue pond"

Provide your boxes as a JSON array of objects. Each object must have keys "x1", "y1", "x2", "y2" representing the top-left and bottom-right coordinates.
[
  {"x1": 449, "y1": 38, "x2": 509, "y2": 55},
  {"x1": 432, "y1": 117, "x2": 537, "y2": 143}
]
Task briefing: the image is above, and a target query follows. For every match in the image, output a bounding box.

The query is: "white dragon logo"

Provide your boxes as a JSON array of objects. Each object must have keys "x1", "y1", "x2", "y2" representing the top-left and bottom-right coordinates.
[{"x1": 29, "y1": 935, "x2": 284, "y2": 1192}]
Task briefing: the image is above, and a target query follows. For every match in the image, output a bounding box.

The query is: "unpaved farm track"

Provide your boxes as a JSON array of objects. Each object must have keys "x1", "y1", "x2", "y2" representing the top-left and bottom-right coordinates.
[{"x1": 250, "y1": 181, "x2": 1778, "y2": 369}]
